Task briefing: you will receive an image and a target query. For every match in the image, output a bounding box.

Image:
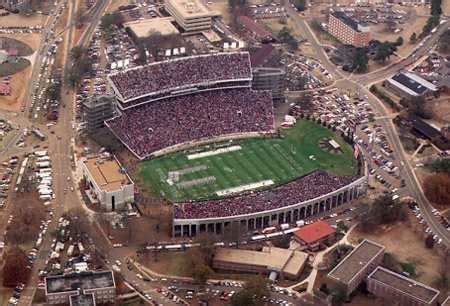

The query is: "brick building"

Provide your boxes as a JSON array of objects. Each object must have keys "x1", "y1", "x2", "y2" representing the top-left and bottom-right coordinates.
[
  {"x1": 328, "y1": 12, "x2": 370, "y2": 48},
  {"x1": 327, "y1": 239, "x2": 385, "y2": 295},
  {"x1": 367, "y1": 267, "x2": 440, "y2": 306}
]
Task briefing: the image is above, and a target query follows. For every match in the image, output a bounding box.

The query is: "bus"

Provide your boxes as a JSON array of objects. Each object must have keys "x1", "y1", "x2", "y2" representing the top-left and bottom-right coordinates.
[{"x1": 32, "y1": 129, "x2": 46, "y2": 141}]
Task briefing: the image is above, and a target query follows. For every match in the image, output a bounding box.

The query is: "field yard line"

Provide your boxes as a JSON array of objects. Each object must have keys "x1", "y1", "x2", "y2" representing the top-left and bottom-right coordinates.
[
  {"x1": 251, "y1": 143, "x2": 285, "y2": 181},
  {"x1": 232, "y1": 145, "x2": 264, "y2": 183},
  {"x1": 260, "y1": 143, "x2": 295, "y2": 178}
]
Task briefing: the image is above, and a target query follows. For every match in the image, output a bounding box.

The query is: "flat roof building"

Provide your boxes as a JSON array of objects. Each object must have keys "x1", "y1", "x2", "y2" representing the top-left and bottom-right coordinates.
[
  {"x1": 442, "y1": 296, "x2": 450, "y2": 306},
  {"x1": 69, "y1": 292, "x2": 96, "y2": 306},
  {"x1": 328, "y1": 11, "x2": 370, "y2": 48},
  {"x1": 367, "y1": 267, "x2": 440, "y2": 306},
  {"x1": 385, "y1": 71, "x2": 438, "y2": 99},
  {"x1": 293, "y1": 220, "x2": 336, "y2": 251},
  {"x1": 45, "y1": 271, "x2": 115, "y2": 305},
  {"x1": 328, "y1": 239, "x2": 385, "y2": 295},
  {"x1": 81, "y1": 155, "x2": 134, "y2": 211},
  {"x1": 213, "y1": 247, "x2": 308, "y2": 280},
  {"x1": 165, "y1": 0, "x2": 220, "y2": 33},
  {"x1": 124, "y1": 17, "x2": 180, "y2": 39}
]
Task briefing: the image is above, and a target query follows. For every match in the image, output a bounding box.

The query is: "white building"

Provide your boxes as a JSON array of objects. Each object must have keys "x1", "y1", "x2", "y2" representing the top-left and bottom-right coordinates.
[
  {"x1": 165, "y1": 0, "x2": 220, "y2": 33},
  {"x1": 80, "y1": 155, "x2": 134, "y2": 211}
]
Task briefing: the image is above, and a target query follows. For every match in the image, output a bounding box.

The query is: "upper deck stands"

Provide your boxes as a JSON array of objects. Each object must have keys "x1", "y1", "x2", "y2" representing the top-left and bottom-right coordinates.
[{"x1": 108, "y1": 52, "x2": 252, "y2": 103}]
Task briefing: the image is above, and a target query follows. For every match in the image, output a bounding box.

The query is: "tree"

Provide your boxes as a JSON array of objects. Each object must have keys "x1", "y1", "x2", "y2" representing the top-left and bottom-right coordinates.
[
  {"x1": 352, "y1": 48, "x2": 369, "y2": 73},
  {"x1": 374, "y1": 42, "x2": 395, "y2": 63},
  {"x1": 429, "y1": 158, "x2": 450, "y2": 173},
  {"x1": 425, "y1": 234, "x2": 435, "y2": 249},
  {"x1": 278, "y1": 27, "x2": 298, "y2": 51},
  {"x1": 431, "y1": 0, "x2": 442, "y2": 16},
  {"x1": 396, "y1": 36, "x2": 404, "y2": 46},
  {"x1": 438, "y1": 30, "x2": 450, "y2": 54},
  {"x1": 3, "y1": 247, "x2": 31, "y2": 287},
  {"x1": 424, "y1": 173, "x2": 450, "y2": 205},
  {"x1": 191, "y1": 262, "x2": 212, "y2": 284},
  {"x1": 293, "y1": 0, "x2": 306, "y2": 11},
  {"x1": 230, "y1": 276, "x2": 269, "y2": 306},
  {"x1": 410, "y1": 32, "x2": 417, "y2": 44},
  {"x1": 330, "y1": 282, "x2": 347, "y2": 306},
  {"x1": 195, "y1": 233, "x2": 216, "y2": 266},
  {"x1": 358, "y1": 195, "x2": 406, "y2": 231}
]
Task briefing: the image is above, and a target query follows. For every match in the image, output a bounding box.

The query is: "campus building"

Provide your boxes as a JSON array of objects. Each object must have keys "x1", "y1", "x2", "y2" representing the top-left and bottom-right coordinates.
[
  {"x1": 213, "y1": 247, "x2": 308, "y2": 280},
  {"x1": 252, "y1": 67, "x2": 286, "y2": 102},
  {"x1": 83, "y1": 95, "x2": 114, "y2": 135},
  {"x1": 327, "y1": 12, "x2": 370, "y2": 48},
  {"x1": 165, "y1": 0, "x2": 220, "y2": 33},
  {"x1": 327, "y1": 239, "x2": 385, "y2": 295},
  {"x1": 367, "y1": 267, "x2": 440, "y2": 306},
  {"x1": 293, "y1": 220, "x2": 336, "y2": 251},
  {"x1": 384, "y1": 71, "x2": 438, "y2": 99},
  {"x1": 80, "y1": 155, "x2": 134, "y2": 211},
  {"x1": 124, "y1": 17, "x2": 180, "y2": 39},
  {"x1": 45, "y1": 271, "x2": 116, "y2": 305}
]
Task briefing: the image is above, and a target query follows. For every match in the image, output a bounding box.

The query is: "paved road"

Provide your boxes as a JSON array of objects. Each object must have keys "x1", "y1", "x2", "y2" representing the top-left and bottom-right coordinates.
[{"x1": 285, "y1": 6, "x2": 450, "y2": 248}]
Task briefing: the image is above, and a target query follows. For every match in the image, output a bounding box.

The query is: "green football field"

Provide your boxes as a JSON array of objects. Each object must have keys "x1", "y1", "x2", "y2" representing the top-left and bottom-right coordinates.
[{"x1": 138, "y1": 120, "x2": 356, "y2": 202}]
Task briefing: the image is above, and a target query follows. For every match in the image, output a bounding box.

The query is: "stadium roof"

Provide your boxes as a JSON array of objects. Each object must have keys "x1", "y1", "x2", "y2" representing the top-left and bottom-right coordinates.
[
  {"x1": 388, "y1": 71, "x2": 438, "y2": 97},
  {"x1": 368, "y1": 267, "x2": 440, "y2": 305},
  {"x1": 328, "y1": 239, "x2": 384, "y2": 285},
  {"x1": 331, "y1": 11, "x2": 367, "y2": 32},
  {"x1": 293, "y1": 220, "x2": 335, "y2": 244},
  {"x1": 45, "y1": 271, "x2": 115, "y2": 294}
]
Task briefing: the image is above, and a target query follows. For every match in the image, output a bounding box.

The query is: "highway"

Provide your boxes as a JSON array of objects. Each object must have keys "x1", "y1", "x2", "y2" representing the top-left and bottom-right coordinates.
[{"x1": 285, "y1": 4, "x2": 450, "y2": 248}]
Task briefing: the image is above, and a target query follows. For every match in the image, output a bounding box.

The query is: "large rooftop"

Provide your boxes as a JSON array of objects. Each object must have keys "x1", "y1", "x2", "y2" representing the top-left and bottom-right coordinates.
[
  {"x1": 368, "y1": 267, "x2": 440, "y2": 304},
  {"x1": 83, "y1": 156, "x2": 132, "y2": 192},
  {"x1": 46, "y1": 271, "x2": 115, "y2": 294},
  {"x1": 166, "y1": 0, "x2": 214, "y2": 19},
  {"x1": 388, "y1": 71, "x2": 438, "y2": 97},
  {"x1": 328, "y1": 239, "x2": 384, "y2": 284},
  {"x1": 294, "y1": 220, "x2": 336, "y2": 245},
  {"x1": 214, "y1": 247, "x2": 307, "y2": 275},
  {"x1": 124, "y1": 17, "x2": 179, "y2": 38}
]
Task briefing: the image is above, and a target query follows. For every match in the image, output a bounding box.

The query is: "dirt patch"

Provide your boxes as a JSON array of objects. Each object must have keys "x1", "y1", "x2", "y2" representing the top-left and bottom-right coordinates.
[
  {"x1": 0, "y1": 13, "x2": 46, "y2": 27},
  {"x1": 429, "y1": 95, "x2": 450, "y2": 124},
  {"x1": 370, "y1": 8, "x2": 428, "y2": 58},
  {"x1": 349, "y1": 221, "x2": 442, "y2": 286},
  {"x1": 107, "y1": 0, "x2": 132, "y2": 13},
  {"x1": 0, "y1": 65, "x2": 31, "y2": 112}
]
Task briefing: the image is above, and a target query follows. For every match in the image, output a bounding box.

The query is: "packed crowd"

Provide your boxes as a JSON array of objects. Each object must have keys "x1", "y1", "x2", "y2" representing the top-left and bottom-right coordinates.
[
  {"x1": 174, "y1": 171, "x2": 357, "y2": 219},
  {"x1": 109, "y1": 52, "x2": 252, "y2": 101},
  {"x1": 106, "y1": 88, "x2": 274, "y2": 159}
]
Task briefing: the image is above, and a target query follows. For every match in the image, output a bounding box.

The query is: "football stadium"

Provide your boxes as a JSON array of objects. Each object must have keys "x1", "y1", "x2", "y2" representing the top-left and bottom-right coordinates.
[{"x1": 106, "y1": 52, "x2": 368, "y2": 237}]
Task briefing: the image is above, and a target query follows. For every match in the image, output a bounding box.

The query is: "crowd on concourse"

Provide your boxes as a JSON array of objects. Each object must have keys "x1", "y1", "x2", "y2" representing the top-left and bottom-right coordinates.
[
  {"x1": 174, "y1": 171, "x2": 357, "y2": 219},
  {"x1": 106, "y1": 88, "x2": 274, "y2": 159},
  {"x1": 109, "y1": 53, "x2": 252, "y2": 101}
]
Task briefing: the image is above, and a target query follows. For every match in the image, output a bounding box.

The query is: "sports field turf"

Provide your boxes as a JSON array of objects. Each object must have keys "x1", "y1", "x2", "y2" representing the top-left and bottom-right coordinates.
[{"x1": 139, "y1": 120, "x2": 356, "y2": 202}]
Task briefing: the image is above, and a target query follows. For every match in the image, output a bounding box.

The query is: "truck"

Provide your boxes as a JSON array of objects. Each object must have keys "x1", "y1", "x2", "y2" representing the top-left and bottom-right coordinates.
[
  {"x1": 67, "y1": 244, "x2": 74, "y2": 257},
  {"x1": 39, "y1": 195, "x2": 52, "y2": 201},
  {"x1": 78, "y1": 242, "x2": 85, "y2": 253},
  {"x1": 34, "y1": 150, "x2": 48, "y2": 157},
  {"x1": 280, "y1": 223, "x2": 290, "y2": 230},
  {"x1": 37, "y1": 156, "x2": 50, "y2": 162},
  {"x1": 296, "y1": 220, "x2": 305, "y2": 227},
  {"x1": 262, "y1": 226, "x2": 277, "y2": 234},
  {"x1": 36, "y1": 238, "x2": 42, "y2": 248},
  {"x1": 36, "y1": 161, "x2": 51, "y2": 168}
]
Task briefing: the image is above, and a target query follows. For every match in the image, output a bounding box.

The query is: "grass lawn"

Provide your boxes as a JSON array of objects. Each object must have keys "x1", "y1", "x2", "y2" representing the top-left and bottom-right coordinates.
[
  {"x1": 401, "y1": 262, "x2": 416, "y2": 277},
  {"x1": 139, "y1": 120, "x2": 356, "y2": 202},
  {"x1": 0, "y1": 58, "x2": 30, "y2": 77}
]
